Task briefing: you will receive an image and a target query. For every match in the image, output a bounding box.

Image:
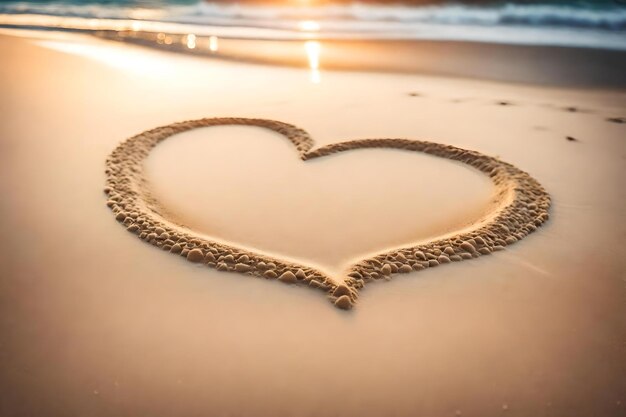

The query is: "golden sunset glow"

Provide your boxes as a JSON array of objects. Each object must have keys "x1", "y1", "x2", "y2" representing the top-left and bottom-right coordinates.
[
  {"x1": 209, "y1": 35, "x2": 219, "y2": 52},
  {"x1": 298, "y1": 20, "x2": 320, "y2": 32},
  {"x1": 304, "y1": 40, "x2": 321, "y2": 83},
  {"x1": 2, "y1": 2, "x2": 622, "y2": 416},
  {"x1": 185, "y1": 34, "x2": 196, "y2": 49},
  {"x1": 35, "y1": 40, "x2": 172, "y2": 76}
]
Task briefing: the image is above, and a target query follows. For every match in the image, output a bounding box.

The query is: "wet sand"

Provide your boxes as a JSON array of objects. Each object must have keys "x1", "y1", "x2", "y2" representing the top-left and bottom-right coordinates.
[
  {"x1": 97, "y1": 30, "x2": 626, "y2": 87},
  {"x1": 1, "y1": 30, "x2": 625, "y2": 416}
]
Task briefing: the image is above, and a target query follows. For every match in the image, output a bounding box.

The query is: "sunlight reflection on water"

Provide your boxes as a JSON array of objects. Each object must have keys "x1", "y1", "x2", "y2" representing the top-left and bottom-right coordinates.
[{"x1": 304, "y1": 40, "x2": 321, "y2": 83}]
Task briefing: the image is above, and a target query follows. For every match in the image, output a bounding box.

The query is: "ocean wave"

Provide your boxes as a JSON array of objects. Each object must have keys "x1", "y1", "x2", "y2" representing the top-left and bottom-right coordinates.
[
  {"x1": 1, "y1": 1, "x2": 625, "y2": 50},
  {"x1": 190, "y1": 3, "x2": 626, "y2": 30},
  {"x1": 1, "y1": 1, "x2": 626, "y2": 31}
]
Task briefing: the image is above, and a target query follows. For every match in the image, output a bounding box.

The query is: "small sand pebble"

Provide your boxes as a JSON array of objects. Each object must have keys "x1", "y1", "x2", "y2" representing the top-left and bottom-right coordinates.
[
  {"x1": 186, "y1": 248, "x2": 204, "y2": 262},
  {"x1": 278, "y1": 271, "x2": 297, "y2": 283},
  {"x1": 348, "y1": 271, "x2": 362, "y2": 280},
  {"x1": 444, "y1": 246, "x2": 455, "y2": 255},
  {"x1": 461, "y1": 242, "x2": 476, "y2": 252},
  {"x1": 333, "y1": 285, "x2": 351, "y2": 297},
  {"x1": 235, "y1": 263, "x2": 251, "y2": 273},
  {"x1": 398, "y1": 264, "x2": 412, "y2": 273},
  {"x1": 566, "y1": 136, "x2": 578, "y2": 142},
  {"x1": 309, "y1": 279, "x2": 321, "y2": 288},
  {"x1": 428, "y1": 259, "x2": 439, "y2": 267},
  {"x1": 414, "y1": 250, "x2": 426, "y2": 260},
  {"x1": 334, "y1": 295, "x2": 352, "y2": 310},
  {"x1": 217, "y1": 262, "x2": 228, "y2": 271},
  {"x1": 381, "y1": 264, "x2": 392, "y2": 275},
  {"x1": 154, "y1": 227, "x2": 165, "y2": 235},
  {"x1": 115, "y1": 212, "x2": 126, "y2": 221},
  {"x1": 437, "y1": 255, "x2": 451, "y2": 264},
  {"x1": 264, "y1": 270, "x2": 277, "y2": 279},
  {"x1": 369, "y1": 259, "x2": 382, "y2": 267},
  {"x1": 204, "y1": 252, "x2": 215, "y2": 262},
  {"x1": 296, "y1": 269, "x2": 307, "y2": 280}
]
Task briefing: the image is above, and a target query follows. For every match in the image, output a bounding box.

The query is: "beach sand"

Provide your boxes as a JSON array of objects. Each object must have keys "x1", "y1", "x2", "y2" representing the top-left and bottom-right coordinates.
[{"x1": 0, "y1": 30, "x2": 625, "y2": 416}]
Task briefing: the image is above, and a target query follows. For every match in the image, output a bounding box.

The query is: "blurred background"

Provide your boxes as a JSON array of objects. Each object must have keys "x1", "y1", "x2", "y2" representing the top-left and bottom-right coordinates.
[{"x1": 1, "y1": 0, "x2": 625, "y2": 49}]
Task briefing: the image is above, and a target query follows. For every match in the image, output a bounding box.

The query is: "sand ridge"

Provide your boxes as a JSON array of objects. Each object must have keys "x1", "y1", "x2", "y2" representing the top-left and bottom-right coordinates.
[{"x1": 104, "y1": 118, "x2": 551, "y2": 310}]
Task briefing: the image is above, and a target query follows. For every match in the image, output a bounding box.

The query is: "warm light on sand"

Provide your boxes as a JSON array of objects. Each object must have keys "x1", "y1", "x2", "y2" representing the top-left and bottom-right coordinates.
[
  {"x1": 35, "y1": 40, "x2": 172, "y2": 76},
  {"x1": 305, "y1": 41, "x2": 320, "y2": 69},
  {"x1": 209, "y1": 35, "x2": 219, "y2": 52},
  {"x1": 305, "y1": 40, "x2": 321, "y2": 83},
  {"x1": 186, "y1": 34, "x2": 196, "y2": 49},
  {"x1": 298, "y1": 20, "x2": 320, "y2": 32}
]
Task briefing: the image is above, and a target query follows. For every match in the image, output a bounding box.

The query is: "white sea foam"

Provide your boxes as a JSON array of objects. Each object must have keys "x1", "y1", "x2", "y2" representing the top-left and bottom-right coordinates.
[{"x1": 1, "y1": 1, "x2": 625, "y2": 50}]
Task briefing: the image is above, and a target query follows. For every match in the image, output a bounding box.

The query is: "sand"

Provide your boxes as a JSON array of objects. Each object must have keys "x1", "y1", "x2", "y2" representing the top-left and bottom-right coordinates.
[
  {"x1": 106, "y1": 117, "x2": 549, "y2": 309},
  {"x1": 94, "y1": 30, "x2": 626, "y2": 88},
  {"x1": 1, "y1": 30, "x2": 625, "y2": 416}
]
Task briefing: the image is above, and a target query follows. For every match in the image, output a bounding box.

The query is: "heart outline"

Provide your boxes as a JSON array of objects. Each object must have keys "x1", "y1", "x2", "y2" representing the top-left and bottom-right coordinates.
[{"x1": 104, "y1": 118, "x2": 550, "y2": 310}]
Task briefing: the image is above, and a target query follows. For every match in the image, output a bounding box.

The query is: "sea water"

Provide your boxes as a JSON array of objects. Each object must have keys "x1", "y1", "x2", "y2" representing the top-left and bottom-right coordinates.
[{"x1": 1, "y1": 0, "x2": 625, "y2": 49}]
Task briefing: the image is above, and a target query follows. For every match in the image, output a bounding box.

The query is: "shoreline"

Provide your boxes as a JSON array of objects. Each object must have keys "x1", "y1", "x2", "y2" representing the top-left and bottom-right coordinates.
[{"x1": 2, "y1": 25, "x2": 626, "y2": 87}]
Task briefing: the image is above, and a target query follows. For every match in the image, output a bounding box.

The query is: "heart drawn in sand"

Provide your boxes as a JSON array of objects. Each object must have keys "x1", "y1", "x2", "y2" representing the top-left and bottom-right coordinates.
[{"x1": 104, "y1": 118, "x2": 551, "y2": 310}]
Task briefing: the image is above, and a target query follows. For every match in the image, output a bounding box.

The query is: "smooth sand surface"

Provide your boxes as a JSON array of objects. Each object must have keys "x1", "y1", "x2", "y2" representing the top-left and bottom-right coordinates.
[
  {"x1": 144, "y1": 125, "x2": 496, "y2": 275},
  {"x1": 1, "y1": 31, "x2": 625, "y2": 416}
]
